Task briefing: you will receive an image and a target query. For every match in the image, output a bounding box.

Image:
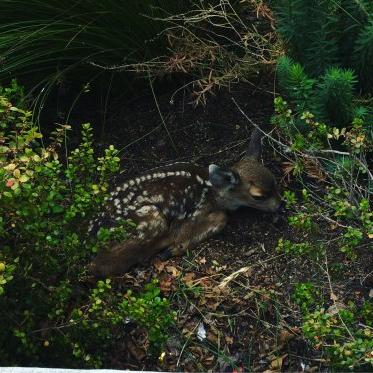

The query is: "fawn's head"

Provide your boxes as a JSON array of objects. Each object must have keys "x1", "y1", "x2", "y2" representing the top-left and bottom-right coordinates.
[{"x1": 209, "y1": 129, "x2": 282, "y2": 213}]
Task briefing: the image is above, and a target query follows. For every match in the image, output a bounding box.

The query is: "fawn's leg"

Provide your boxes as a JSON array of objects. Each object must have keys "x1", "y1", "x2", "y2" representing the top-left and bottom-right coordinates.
[
  {"x1": 90, "y1": 235, "x2": 174, "y2": 277},
  {"x1": 164, "y1": 211, "x2": 227, "y2": 258},
  {"x1": 90, "y1": 205, "x2": 172, "y2": 276}
]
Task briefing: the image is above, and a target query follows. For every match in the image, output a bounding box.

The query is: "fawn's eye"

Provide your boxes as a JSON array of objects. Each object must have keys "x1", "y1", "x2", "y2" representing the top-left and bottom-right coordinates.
[{"x1": 251, "y1": 194, "x2": 267, "y2": 201}]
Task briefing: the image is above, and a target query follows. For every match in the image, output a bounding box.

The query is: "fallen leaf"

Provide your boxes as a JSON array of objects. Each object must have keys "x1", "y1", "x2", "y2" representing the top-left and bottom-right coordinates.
[
  {"x1": 328, "y1": 302, "x2": 347, "y2": 315},
  {"x1": 159, "y1": 274, "x2": 173, "y2": 294},
  {"x1": 330, "y1": 292, "x2": 338, "y2": 301},
  {"x1": 183, "y1": 272, "x2": 196, "y2": 286},
  {"x1": 198, "y1": 257, "x2": 207, "y2": 265},
  {"x1": 153, "y1": 258, "x2": 166, "y2": 272},
  {"x1": 197, "y1": 322, "x2": 207, "y2": 341},
  {"x1": 207, "y1": 330, "x2": 219, "y2": 345},
  {"x1": 166, "y1": 265, "x2": 180, "y2": 277},
  {"x1": 277, "y1": 329, "x2": 295, "y2": 348},
  {"x1": 269, "y1": 354, "x2": 287, "y2": 370}
]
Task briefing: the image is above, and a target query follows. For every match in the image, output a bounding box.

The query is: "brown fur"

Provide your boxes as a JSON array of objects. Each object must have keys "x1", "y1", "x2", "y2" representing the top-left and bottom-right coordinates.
[{"x1": 89, "y1": 131, "x2": 282, "y2": 277}]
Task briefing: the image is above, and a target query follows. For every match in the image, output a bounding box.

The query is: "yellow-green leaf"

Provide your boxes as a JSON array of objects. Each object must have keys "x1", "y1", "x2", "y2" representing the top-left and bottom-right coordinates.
[
  {"x1": 13, "y1": 169, "x2": 21, "y2": 178},
  {"x1": 19, "y1": 175, "x2": 29, "y2": 183},
  {"x1": 4, "y1": 163, "x2": 16, "y2": 171}
]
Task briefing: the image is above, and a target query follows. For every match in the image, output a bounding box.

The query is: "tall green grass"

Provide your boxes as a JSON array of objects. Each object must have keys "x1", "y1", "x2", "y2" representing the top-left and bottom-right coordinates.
[{"x1": 0, "y1": 1, "x2": 189, "y2": 92}]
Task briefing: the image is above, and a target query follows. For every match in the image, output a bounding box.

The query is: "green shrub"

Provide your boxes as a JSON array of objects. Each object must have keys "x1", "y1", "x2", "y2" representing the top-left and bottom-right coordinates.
[
  {"x1": 313, "y1": 67, "x2": 357, "y2": 127},
  {"x1": 273, "y1": 0, "x2": 373, "y2": 128},
  {"x1": 353, "y1": 20, "x2": 373, "y2": 91},
  {"x1": 292, "y1": 282, "x2": 319, "y2": 313},
  {"x1": 276, "y1": 57, "x2": 363, "y2": 128},
  {"x1": 0, "y1": 83, "x2": 174, "y2": 366},
  {"x1": 119, "y1": 279, "x2": 176, "y2": 351},
  {"x1": 303, "y1": 305, "x2": 373, "y2": 369},
  {"x1": 272, "y1": 95, "x2": 372, "y2": 370},
  {"x1": 274, "y1": 0, "x2": 373, "y2": 90}
]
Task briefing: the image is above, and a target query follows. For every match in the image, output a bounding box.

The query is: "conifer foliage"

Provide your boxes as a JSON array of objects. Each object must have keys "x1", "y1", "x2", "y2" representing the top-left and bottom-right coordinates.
[{"x1": 273, "y1": 0, "x2": 373, "y2": 128}]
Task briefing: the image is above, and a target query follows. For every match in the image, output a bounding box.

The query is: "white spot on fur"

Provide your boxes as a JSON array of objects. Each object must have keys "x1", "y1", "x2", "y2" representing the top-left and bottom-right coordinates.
[
  {"x1": 136, "y1": 205, "x2": 153, "y2": 216},
  {"x1": 151, "y1": 195, "x2": 164, "y2": 203},
  {"x1": 196, "y1": 175, "x2": 204, "y2": 184},
  {"x1": 177, "y1": 212, "x2": 186, "y2": 220}
]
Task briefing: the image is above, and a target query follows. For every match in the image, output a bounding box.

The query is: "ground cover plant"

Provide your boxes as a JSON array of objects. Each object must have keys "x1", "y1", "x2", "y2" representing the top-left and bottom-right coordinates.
[
  {"x1": 0, "y1": 83, "x2": 176, "y2": 367},
  {"x1": 269, "y1": 96, "x2": 372, "y2": 370},
  {"x1": 0, "y1": 0, "x2": 372, "y2": 371}
]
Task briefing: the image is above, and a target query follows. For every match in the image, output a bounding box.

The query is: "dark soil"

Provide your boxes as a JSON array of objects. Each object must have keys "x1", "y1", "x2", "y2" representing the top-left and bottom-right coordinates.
[{"x1": 59, "y1": 81, "x2": 372, "y2": 372}]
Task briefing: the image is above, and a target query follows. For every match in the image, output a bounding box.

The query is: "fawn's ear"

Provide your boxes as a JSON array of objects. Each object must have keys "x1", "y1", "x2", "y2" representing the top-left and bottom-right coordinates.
[
  {"x1": 245, "y1": 128, "x2": 263, "y2": 160},
  {"x1": 209, "y1": 164, "x2": 240, "y2": 189}
]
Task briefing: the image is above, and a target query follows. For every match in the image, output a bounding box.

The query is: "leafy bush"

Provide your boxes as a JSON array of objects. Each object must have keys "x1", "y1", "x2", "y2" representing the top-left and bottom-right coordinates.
[
  {"x1": 0, "y1": 83, "x2": 174, "y2": 366},
  {"x1": 119, "y1": 279, "x2": 176, "y2": 351},
  {"x1": 272, "y1": 96, "x2": 372, "y2": 248},
  {"x1": 270, "y1": 95, "x2": 372, "y2": 370},
  {"x1": 302, "y1": 304, "x2": 373, "y2": 369}
]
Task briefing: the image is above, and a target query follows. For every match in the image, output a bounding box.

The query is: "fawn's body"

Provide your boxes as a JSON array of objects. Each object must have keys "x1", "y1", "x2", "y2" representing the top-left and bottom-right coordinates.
[{"x1": 89, "y1": 130, "x2": 282, "y2": 277}]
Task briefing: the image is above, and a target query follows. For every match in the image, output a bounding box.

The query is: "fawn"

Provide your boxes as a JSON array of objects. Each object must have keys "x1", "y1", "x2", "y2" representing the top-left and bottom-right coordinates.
[{"x1": 89, "y1": 129, "x2": 283, "y2": 277}]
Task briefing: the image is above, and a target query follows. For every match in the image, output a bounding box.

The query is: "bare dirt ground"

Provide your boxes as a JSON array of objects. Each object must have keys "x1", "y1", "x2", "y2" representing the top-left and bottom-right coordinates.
[{"x1": 65, "y1": 80, "x2": 372, "y2": 372}]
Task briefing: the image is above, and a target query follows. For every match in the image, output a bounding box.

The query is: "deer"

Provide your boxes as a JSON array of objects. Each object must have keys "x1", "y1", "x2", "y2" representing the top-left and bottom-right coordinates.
[{"x1": 88, "y1": 128, "x2": 283, "y2": 277}]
